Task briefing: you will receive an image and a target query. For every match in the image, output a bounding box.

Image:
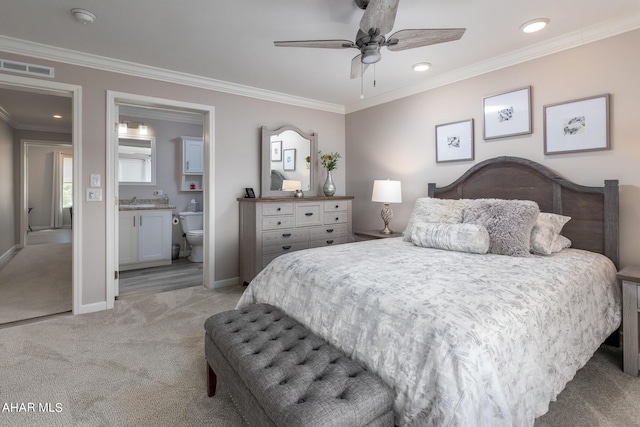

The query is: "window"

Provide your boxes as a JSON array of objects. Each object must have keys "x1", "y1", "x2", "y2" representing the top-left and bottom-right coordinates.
[{"x1": 63, "y1": 155, "x2": 73, "y2": 208}]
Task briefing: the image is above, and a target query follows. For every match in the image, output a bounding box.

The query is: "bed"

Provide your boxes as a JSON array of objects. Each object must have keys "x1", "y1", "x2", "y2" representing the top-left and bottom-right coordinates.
[{"x1": 237, "y1": 156, "x2": 621, "y2": 426}]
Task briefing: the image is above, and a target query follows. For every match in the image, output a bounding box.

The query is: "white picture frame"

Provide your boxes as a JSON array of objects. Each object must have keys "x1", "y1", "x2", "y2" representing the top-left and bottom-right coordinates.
[
  {"x1": 483, "y1": 86, "x2": 532, "y2": 140},
  {"x1": 435, "y1": 119, "x2": 474, "y2": 163},
  {"x1": 544, "y1": 94, "x2": 610, "y2": 155},
  {"x1": 271, "y1": 140, "x2": 282, "y2": 162},
  {"x1": 283, "y1": 148, "x2": 296, "y2": 171}
]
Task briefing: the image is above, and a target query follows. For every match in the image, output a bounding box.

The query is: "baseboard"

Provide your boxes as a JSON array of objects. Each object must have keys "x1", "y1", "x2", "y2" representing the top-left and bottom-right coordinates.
[
  {"x1": 213, "y1": 277, "x2": 241, "y2": 289},
  {"x1": 78, "y1": 301, "x2": 108, "y2": 315},
  {"x1": 0, "y1": 244, "x2": 18, "y2": 262}
]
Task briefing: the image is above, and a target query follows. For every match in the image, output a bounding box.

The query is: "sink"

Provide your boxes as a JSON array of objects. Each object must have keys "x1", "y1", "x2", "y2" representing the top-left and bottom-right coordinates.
[{"x1": 120, "y1": 204, "x2": 157, "y2": 209}]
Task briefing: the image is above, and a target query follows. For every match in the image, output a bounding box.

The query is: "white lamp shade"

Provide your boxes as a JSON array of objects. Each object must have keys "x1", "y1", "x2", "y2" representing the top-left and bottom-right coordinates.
[
  {"x1": 372, "y1": 180, "x2": 402, "y2": 203},
  {"x1": 282, "y1": 180, "x2": 302, "y2": 191}
]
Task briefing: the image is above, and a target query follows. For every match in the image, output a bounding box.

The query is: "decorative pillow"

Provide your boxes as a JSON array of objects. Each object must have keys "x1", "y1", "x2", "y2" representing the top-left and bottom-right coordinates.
[
  {"x1": 463, "y1": 199, "x2": 540, "y2": 257},
  {"x1": 410, "y1": 222, "x2": 490, "y2": 254},
  {"x1": 402, "y1": 198, "x2": 469, "y2": 242},
  {"x1": 551, "y1": 235, "x2": 572, "y2": 253},
  {"x1": 530, "y1": 213, "x2": 571, "y2": 255}
]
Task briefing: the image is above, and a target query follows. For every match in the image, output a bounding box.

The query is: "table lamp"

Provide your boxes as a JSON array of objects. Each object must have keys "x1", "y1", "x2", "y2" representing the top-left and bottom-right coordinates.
[
  {"x1": 282, "y1": 180, "x2": 303, "y2": 197},
  {"x1": 371, "y1": 179, "x2": 402, "y2": 234}
]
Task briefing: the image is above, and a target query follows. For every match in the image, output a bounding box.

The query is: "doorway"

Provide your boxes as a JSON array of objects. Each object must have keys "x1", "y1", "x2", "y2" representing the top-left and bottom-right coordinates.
[
  {"x1": 106, "y1": 91, "x2": 215, "y2": 308},
  {"x1": 0, "y1": 74, "x2": 81, "y2": 320}
]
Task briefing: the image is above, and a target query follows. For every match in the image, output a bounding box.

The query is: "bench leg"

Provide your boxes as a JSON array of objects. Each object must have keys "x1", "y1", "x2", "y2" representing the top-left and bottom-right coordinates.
[{"x1": 207, "y1": 360, "x2": 218, "y2": 397}]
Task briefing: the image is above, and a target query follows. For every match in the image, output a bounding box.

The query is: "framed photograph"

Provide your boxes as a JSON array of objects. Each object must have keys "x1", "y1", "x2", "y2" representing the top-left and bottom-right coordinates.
[
  {"x1": 483, "y1": 86, "x2": 531, "y2": 140},
  {"x1": 544, "y1": 94, "x2": 610, "y2": 155},
  {"x1": 435, "y1": 119, "x2": 474, "y2": 163},
  {"x1": 270, "y1": 140, "x2": 282, "y2": 161},
  {"x1": 283, "y1": 148, "x2": 296, "y2": 171}
]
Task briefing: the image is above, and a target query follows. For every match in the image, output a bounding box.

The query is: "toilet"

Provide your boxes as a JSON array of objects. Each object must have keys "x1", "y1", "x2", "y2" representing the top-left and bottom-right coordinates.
[{"x1": 178, "y1": 212, "x2": 203, "y2": 262}]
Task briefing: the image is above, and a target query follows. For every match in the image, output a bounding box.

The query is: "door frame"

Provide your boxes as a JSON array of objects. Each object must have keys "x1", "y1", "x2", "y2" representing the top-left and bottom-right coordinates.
[
  {"x1": 106, "y1": 91, "x2": 215, "y2": 308},
  {"x1": 0, "y1": 73, "x2": 82, "y2": 314}
]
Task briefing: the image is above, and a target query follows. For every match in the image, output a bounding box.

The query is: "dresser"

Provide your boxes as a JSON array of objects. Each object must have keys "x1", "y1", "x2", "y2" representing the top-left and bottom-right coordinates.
[{"x1": 238, "y1": 196, "x2": 354, "y2": 284}]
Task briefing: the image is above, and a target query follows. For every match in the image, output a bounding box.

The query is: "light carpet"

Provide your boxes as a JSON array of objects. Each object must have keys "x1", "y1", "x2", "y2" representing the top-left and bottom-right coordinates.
[
  {"x1": 0, "y1": 285, "x2": 638, "y2": 427},
  {"x1": 0, "y1": 243, "x2": 72, "y2": 324}
]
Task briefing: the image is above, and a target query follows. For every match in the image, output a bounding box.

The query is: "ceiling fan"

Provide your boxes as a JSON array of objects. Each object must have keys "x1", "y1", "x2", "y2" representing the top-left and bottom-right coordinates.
[{"x1": 274, "y1": 0, "x2": 466, "y2": 79}]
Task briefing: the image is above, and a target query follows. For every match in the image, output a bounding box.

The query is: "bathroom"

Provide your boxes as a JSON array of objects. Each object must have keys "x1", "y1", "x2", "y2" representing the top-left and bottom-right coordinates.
[{"x1": 117, "y1": 106, "x2": 204, "y2": 293}]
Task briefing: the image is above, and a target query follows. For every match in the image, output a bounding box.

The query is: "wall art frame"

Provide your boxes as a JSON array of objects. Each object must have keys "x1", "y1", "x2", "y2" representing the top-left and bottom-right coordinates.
[
  {"x1": 283, "y1": 148, "x2": 296, "y2": 171},
  {"x1": 543, "y1": 93, "x2": 610, "y2": 155},
  {"x1": 483, "y1": 86, "x2": 532, "y2": 140},
  {"x1": 270, "y1": 140, "x2": 282, "y2": 162},
  {"x1": 435, "y1": 119, "x2": 474, "y2": 163}
]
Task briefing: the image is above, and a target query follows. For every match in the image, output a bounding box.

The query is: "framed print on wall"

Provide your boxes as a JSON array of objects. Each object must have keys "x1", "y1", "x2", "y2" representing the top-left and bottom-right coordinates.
[
  {"x1": 483, "y1": 86, "x2": 531, "y2": 140},
  {"x1": 544, "y1": 94, "x2": 610, "y2": 155},
  {"x1": 271, "y1": 140, "x2": 282, "y2": 161},
  {"x1": 283, "y1": 148, "x2": 296, "y2": 171},
  {"x1": 435, "y1": 119, "x2": 474, "y2": 163}
]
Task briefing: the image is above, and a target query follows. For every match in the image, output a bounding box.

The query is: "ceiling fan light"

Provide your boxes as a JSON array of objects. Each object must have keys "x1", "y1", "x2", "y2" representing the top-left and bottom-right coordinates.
[
  {"x1": 520, "y1": 18, "x2": 549, "y2": 33},
  {"x1": 361, "y1": 46, "x2": 381, "y2": 64},
  {"x1": 412, "y1": 62, "x2": 431, "y2": 72}
]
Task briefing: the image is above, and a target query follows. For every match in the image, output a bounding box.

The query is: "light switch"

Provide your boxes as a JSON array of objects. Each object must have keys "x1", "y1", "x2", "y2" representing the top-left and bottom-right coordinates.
[
  {"x1": 86, "y1": 188, "x2": 102, "y2": 202},
  {"x1": 90, "y1": 174, "x2": 101, "y2": 187}
]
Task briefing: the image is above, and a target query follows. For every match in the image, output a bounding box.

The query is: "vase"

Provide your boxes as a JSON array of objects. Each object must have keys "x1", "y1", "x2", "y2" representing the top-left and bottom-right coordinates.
[{"x1": 323, "y1": 170, "x2": 336, "y2": 196}]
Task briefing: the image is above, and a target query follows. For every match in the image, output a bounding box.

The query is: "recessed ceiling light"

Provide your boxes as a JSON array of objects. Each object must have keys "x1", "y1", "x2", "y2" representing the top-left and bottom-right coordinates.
[
  {"x1": 71, "y1": 8, "x2": 96, "y2": 24},
  {"x1": 520, "y1": 18, "x2": 549, "y2": 33},
  {"x1": 53, "y1": 114, "x2": 62, "y2": 119},
  {"x1": 412, "y1": 62, "x2": 431, "y2": 72}
]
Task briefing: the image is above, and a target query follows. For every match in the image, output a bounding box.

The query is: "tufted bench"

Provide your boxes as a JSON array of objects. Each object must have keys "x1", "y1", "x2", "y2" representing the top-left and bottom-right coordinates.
[{"x1": 204, "y1": 303, "x2": 394, "y2": 427}]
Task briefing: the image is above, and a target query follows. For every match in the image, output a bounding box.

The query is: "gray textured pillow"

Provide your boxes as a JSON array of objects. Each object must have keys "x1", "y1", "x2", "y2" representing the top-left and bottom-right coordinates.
[
  {"x1": 402, "y1": 198, "x2": 469, "y2": 242},
  {"x1": 530, "y1": 213, "x2": 571, "y2": 255},
  {"x1": 551, "y1": 235, "x2": 572, "y2": 253},
  {"x1": 411, "y1": 222, "x2": 490, "y2": 254},
  {"x1": 463, "y1": 199, "x2": 540, "y2": 257}
]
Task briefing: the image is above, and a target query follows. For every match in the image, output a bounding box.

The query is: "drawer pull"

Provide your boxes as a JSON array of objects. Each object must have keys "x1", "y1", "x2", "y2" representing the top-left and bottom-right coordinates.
[
  {"x1": 335, "y1": 217, "x2": 339, "y2": 221},
  {"x1": 282, "y1": 233, "x2": 292, "y2": 238},
  {"x1": 326, "y1": 228, "x2": 334, "y2": 233},
  {"x1": 305, "y1": 212, "x2": 313, "y2": 216},
  {"x1": 277, "y1": 207, "x2": 281, "y2": 211},
  {"x1": 335, "y1": 205, "x2": 339, "y2": 209},
  {"x1": 282, "y1": 245, "x2": 292, "y2": 250},
  {"x1": 326, "y1": 240, "x2": 334, "y2": 244},
  {"x1": 277, "y1": 221, "x2": 282, "y2": 225}
]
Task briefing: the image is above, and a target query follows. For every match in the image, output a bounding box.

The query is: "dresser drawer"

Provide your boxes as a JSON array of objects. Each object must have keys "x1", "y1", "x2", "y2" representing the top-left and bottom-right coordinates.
[
  {"x1": 308, "y1": 224, "x2": 348, "y2": 240},
  {"x1": 309, "y1": 236, "x2": 349, "y2": 248},
  {"x1": 262, "y1": 216, "x2": 295, "y2": 230},
  {"x1": 263, "y1": 229, "x2": 309, "y2": 246},
  {"x1": 324, "y1": 200, "x2": 349, "y2": 212},
  {"x1": 295, "y1": 203, "x2": 322, "y2": 227},
  {"x1": 262, "y1": 203, "x2": 294, "y2": 216},
  {"x1": 324, "y1": 211, "x2": 348, "y2": 225},
  {"x1": 263, "y1": 241, "x2": 309, "y2": 256}
]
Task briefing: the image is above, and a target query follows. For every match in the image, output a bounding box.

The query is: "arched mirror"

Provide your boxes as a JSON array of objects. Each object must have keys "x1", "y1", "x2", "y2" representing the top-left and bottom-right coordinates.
[
  {"x1": 261, "y1": 125, "x2": 317, "y2": 197},
  {"x1": 118, "y1": 134, "x2": 156, "y2": 185}
]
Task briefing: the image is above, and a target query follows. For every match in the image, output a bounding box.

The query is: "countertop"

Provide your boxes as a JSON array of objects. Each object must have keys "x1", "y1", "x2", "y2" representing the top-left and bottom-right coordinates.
[{"x1": 119, "y1": 203, "x2": 176, "y2": 211}]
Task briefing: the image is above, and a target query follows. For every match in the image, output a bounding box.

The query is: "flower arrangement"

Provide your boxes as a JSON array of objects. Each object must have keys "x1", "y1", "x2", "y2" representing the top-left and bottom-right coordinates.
[{"x1": 318, "y1": 151, "x2": 341, "y2": 171}]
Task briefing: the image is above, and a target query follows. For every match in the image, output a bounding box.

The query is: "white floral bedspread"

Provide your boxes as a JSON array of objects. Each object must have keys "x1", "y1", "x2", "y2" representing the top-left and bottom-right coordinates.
[{"x1": 237, "y1": 238, "x2": 621, "y2": 427}]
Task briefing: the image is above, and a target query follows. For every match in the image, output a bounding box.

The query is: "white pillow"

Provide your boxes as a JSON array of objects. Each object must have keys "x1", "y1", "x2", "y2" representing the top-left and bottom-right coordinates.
[
  {"x1": 402, "y1": 198, "x2": 469, "y2": 242},
  {"x1": 551, "y1": 235, "x2": 572, "y2": 253},
  {"x1": 530, "y1": 213, "x2": 571, "y2": 255},
  {"x1": 410, "y1": 222, "x2": 490, "y2": 254}
]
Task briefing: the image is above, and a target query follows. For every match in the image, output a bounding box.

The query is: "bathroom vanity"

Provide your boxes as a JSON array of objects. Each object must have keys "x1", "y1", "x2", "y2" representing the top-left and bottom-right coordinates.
[{"x1": 119, "y1": 204, "x2": 174, "y2": 271}]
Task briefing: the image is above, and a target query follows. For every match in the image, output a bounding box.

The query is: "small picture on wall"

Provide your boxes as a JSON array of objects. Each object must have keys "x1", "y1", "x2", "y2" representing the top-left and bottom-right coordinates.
[
  {"x1": 483, "y1": 86, "x2": 532, "y2": 140},
  {"x1": 271, "y1": 140, "x2": 282, "y2": 161},
  {"x1": 544, "y1": 94, "x2": 610, "y2": 155},
  {"x1": 435, "y1": 119, "x2": 474, "y2": 163},
  {"x1": 283, "y1": 148, "x2": 296, "y2": 171}
]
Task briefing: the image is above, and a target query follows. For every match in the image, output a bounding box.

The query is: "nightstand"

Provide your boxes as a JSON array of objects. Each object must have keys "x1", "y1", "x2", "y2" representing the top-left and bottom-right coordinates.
[
  {"x1": 617, "y1": 266, "x2": 640, "y2": 376},
  {"x1": 354, "y1": 230, "x2": 403, "y2": 240}
]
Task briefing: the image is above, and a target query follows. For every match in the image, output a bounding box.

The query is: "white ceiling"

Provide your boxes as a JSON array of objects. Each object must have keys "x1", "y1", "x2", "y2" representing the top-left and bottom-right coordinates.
[{"x1": 0, "y1": 0, "x2": 639, "y2": 130}]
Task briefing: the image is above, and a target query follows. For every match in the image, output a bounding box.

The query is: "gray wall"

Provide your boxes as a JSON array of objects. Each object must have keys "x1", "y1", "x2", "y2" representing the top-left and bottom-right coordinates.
[
  {"x1": 346, "y1": 29, "x2": 640, "y2": 268},
  {"x1": 0, "y1": 118, "x2": 14, "y2": 256},
  {"x1": 0, "y1": 51, "x2": 346, "y2": 308}
]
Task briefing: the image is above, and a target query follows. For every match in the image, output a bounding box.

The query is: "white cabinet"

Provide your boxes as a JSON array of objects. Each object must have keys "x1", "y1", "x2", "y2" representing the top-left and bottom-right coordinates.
[
  {"x1": 238, "y1": 197, "x2": 353, "y2": 284},
  {"x1": 180, "y1": 137, "x2": 203, "y2": 191},
  {"x1": 119, "y1": 209, "x2": 172, "y2": 271}
]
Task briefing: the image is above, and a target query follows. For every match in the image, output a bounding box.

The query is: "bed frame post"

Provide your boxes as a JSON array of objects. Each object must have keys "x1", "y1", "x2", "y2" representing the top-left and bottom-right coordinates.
[
  {"x1": 604, "y1": 180, "x2": 619, "y2": 269},
  {"x1": 427, "y1": 183, "x2": 436, "y2": 198},
  {"x1": 207, "y1": 360, "x2": 217, "y2": 397}
]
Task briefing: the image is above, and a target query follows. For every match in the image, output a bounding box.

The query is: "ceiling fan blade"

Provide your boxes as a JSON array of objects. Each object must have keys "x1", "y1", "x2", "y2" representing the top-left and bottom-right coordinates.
[
  {"x1": 386, "y1": 28, "x2": 466, "y2": 51},
  {"x1": 274, "y1": 40, "x2": 355, "y2": 49},
  {"x1": 350, "y1": 54, "x2": 370, "y2": 79},
  {"x1": 359, "y1": 0, "x2": 399, "y2": 36}
]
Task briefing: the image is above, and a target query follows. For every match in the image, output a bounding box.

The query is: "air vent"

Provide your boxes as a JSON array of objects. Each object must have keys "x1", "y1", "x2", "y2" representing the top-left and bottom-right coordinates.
[{"x1": 0, "y1": 59, "x2": 54, "y2": 78}]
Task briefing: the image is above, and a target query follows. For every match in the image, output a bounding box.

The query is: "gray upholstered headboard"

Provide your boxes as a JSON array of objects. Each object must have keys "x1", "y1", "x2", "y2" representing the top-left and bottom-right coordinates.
[{"x1": 428, "y1": 156, "x2": 619, "y2": 267}]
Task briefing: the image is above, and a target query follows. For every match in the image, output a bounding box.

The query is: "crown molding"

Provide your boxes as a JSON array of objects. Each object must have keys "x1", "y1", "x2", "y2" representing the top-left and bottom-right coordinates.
[
  {"x1": 0, "y1": 35, "x2": 345, "y2": 115},
  {"x1": 345, "y1": 11, "x2": 640, "y2": 113}
]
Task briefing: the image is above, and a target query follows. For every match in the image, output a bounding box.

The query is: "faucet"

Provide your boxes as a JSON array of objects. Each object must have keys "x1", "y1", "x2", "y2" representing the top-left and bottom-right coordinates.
[{"x1": 131, "y1": 196, "x2": 138, "y2": 205}]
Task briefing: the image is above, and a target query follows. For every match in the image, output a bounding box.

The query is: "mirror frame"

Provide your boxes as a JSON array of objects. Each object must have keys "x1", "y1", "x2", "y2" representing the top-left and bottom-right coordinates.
[
  {"x1": 118, "y1": 133, "x2": 156, "y2": 186},
  {"x1": 261, "y1": 125, "x2": 317, "y2": 198}
]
